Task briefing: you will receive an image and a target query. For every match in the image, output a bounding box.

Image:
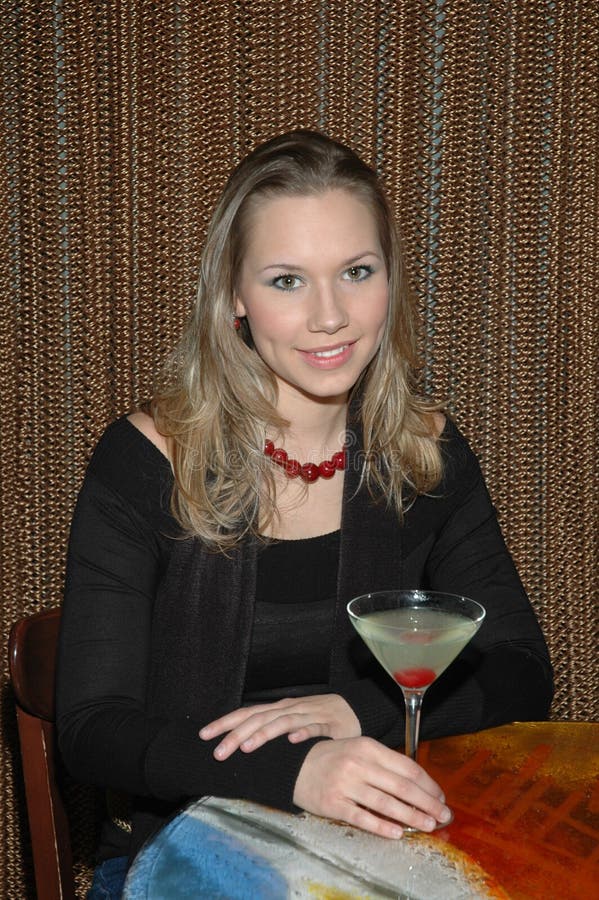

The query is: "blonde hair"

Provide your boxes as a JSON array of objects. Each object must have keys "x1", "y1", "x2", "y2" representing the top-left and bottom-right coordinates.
[{"x1": 151, "y1": 130, "x2": 443, "y2": 549}]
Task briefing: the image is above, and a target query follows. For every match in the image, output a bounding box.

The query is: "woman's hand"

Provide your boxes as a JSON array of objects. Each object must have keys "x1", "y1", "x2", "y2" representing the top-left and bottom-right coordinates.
[
  {"x1": 199, "y1": 694, "x2": 361, "y2": 760},
  {"x1": 293, "y1": 737, "x2": 452, "y2": 838}
]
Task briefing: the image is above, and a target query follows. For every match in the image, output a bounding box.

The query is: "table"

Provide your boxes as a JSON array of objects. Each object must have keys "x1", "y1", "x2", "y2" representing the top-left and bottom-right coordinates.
[
  {"x1": 419, "y1": 722, "x2": 598, "y2": 899},
  {"x1": 124, "y1": 722, "x2": 598, "y2": 899}
]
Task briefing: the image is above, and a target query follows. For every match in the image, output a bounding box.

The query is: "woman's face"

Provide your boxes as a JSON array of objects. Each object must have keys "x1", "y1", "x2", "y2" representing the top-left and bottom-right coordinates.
[{"x1": 235, "y1": 189, "x2": 389, "y2": 410}]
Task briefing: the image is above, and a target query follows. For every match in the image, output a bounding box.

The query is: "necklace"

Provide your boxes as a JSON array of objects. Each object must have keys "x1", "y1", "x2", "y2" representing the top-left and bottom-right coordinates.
[{"x1": 264, "y1": 439, "x2": 346, "y2": 483}]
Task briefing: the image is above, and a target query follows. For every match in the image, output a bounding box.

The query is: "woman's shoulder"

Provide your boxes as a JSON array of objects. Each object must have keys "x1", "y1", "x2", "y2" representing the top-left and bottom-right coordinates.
[
  {"x1": 89, "y1": 413, "x2": 170, "y2": 470},
  {"x1": 127, "y1": 410, "x2": 170, "y2": 459},
  {"x1": 402, "y1": 415, "x2": 485, "y2": 541},
  {"x1": 83, "y1": 412, "x2": 175, "y2": 524},
  {"x1": 436, "y1": 414, "x2": 482, "y2": 488}
]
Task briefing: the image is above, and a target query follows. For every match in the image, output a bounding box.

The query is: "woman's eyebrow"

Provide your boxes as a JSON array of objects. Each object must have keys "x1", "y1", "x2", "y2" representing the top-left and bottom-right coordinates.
[{"x1": 260, "y1": 251, "x2": 381, "y2": 274}]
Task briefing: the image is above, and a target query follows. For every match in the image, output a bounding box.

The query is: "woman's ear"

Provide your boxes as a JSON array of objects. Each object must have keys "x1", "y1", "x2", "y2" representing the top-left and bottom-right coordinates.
[{"x1": 234, "y1": 294, "x2": 247, "y2": 317}]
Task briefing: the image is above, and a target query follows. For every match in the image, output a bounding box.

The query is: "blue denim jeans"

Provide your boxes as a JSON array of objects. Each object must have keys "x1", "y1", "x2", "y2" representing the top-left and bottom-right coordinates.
[{"x1": 87, "y1": 856, "x2": 128, "y2": 899}]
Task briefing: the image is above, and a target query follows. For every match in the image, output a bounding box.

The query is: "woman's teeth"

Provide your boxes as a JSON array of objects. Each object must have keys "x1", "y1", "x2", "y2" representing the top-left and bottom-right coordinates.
[{"x1": 312, "y1": 345, "x2": 348, "y2": 358}]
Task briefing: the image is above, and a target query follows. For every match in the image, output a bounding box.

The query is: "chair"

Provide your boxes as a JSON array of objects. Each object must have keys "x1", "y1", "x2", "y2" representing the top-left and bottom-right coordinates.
[{"x1": 9, "y1": 607, "x2": 76, "y2": 900}]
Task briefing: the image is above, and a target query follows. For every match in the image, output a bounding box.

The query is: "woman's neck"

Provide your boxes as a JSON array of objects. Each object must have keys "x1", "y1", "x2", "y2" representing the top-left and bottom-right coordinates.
[{"x1": 271, "y1": 393, "x2": 349, "y2": 460}]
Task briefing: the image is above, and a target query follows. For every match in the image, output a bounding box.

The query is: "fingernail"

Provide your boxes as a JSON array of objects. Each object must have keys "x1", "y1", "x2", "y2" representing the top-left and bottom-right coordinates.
[
  {"x1": 199, "y1": 727, "x2": 210, "y2": 739},
  {"x1": 241, "y1": 739, "x2": 254, "y2": 751},
  {"x1": 214, "y1": 745, "x2": 225, "y2": 759},
  {"x1": 390, "y1": 826, "x2": 403, "y2": 839},
  {"x1": 423, "y1": 816, "x2": 436, "y2": 831},
  {"x1": 440, "y1": 807, "x2": 452, "y2": 823}
]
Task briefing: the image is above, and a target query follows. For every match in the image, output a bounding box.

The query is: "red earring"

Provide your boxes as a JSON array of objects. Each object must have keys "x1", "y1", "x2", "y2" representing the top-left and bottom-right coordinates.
[{"x1": 233, "y1": 316, "x2": 241, "y2": 331}]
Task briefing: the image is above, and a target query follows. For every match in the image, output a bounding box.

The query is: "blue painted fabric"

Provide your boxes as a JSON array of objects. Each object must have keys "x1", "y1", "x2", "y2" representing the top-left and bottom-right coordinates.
[
  {"x1": 124, "y1": 814, "x2": 287, "y2": 899},
  {"x1": 87, "y1": 856, "x2": 128, "y2": 899}
]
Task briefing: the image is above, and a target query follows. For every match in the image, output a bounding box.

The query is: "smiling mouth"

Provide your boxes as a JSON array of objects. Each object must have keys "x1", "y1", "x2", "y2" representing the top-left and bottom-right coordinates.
[
  {"x1": 311, "y1": 344, "x2": 350, "y2": 359},
  {"x1": 301, "y1": 340, "x2": 356, "y2": 357},
  {"x1": 296, "y1": 340, "x2": 357, "y2": 369}
]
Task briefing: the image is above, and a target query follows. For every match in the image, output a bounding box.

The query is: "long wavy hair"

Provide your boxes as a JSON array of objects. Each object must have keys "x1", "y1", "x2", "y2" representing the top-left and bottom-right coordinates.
[{"x1": 151, "y1": 130, "x2": 443, "y2": 549}]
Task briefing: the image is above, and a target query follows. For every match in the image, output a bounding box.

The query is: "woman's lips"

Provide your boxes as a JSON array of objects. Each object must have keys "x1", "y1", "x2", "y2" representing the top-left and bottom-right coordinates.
[{"x1": 296, "y1": 341, "x2": 356, "y2": 369}]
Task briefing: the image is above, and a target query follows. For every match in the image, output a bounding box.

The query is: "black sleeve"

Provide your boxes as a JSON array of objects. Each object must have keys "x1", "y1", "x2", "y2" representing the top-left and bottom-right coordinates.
[
  {"x1": 339, "y1": 430, "x2": 553, "y2": 748},
  {"x1": 422, "y1": 464, "x2": 554, "y2": 735},
  {"x1": 56, "y1": 430, "x2": 317, "y2": 812}
]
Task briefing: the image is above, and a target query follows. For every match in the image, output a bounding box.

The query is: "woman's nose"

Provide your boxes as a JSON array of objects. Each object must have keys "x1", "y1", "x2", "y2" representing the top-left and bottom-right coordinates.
[{"x1": 307, "y1": 283, "x2": 349, "y2": 333}]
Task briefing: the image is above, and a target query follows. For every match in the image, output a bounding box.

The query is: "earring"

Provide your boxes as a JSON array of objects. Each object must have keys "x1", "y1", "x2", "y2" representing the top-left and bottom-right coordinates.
[{"x1": 233, "y1": 316, "x2": 241, "y2": 331}]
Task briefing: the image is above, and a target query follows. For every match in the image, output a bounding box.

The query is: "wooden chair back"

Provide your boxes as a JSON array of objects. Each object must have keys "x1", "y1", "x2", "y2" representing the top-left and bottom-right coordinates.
[{"x1": 9, "y1": 608, "x2": 76, "y2": 900}]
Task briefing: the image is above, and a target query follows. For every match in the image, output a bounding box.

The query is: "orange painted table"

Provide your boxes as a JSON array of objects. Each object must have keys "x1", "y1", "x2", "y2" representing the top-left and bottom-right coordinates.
[
  {"x1": 125, "y1": 722, "x2": 598, "y2": 898},
  {"x1": 419, "y1": 722, "x2": 599, "y2": 899}
]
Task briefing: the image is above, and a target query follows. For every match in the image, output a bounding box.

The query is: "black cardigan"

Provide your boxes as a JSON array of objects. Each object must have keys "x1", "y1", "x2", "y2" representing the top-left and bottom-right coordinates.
[{"x1": 56, "y1": 415, "x2": 553, "y2": 860}]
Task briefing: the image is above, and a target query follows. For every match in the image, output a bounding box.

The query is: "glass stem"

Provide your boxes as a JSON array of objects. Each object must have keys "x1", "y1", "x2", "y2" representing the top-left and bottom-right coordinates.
[{"x1": 403, "y1": 689, "x2": 425, "y2": 762}]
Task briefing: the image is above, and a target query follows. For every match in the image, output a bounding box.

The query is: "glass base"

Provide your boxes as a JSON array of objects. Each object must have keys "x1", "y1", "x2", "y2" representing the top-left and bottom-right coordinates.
[{"x1": 403, "y1": 808, "x2": 454, "y2": 834}]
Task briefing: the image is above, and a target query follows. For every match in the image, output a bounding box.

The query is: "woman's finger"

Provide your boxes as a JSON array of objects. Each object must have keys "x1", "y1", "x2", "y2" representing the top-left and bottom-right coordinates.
[
  {"x1": 333, "y1": 800, "x2": 405, "y2": 840},
  {"x1": 372, "y1": 747, "x2": 444, "y2": 801},
  {"x1": 215, "y1": 712, "x2": 325, "y2": 759},
  {"x1": 199, "y1": 697, "x2": 319, "y2": 740},
  {"x1": 287, "y1": 723, "x2": 325, "y2": 743},
  {"x1": 239, "y1": 715, "x2": 328, "y2": 752},
  {"x1": 393, "y1": 754, "x2": 446, "y2": 803},
  {"x1": 354, "y1": 778, "x2": 446, "y2": 831},
  {"x1": 199, "y1": 703, "x2": 276, "y2": 740}
]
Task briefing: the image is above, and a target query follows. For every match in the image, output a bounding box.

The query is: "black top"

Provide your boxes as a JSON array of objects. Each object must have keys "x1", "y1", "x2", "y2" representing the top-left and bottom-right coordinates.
[
  {"x1": 246, "y1": 531, "x2": 339, "y2": 699},
  {"x1": 56, "y1": 416, "x2": 553, "y2": 863}
]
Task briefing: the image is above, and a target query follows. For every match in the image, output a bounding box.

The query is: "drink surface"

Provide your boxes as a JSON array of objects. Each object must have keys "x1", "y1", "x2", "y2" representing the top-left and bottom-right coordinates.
[{"x1": 352, "y1": 608, "x2": 479, "y2": 689}]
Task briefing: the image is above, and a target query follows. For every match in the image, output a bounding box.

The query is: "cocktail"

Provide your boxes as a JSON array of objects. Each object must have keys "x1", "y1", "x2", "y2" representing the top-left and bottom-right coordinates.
[{"x1": 347, "y1": 590, "x2": 485, "y2": 830}]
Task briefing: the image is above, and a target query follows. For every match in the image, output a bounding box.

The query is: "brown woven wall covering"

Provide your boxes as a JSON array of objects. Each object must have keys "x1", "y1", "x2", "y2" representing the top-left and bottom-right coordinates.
[{"x1": 1, "y1": 0, "x2": 597, "y2": 894}]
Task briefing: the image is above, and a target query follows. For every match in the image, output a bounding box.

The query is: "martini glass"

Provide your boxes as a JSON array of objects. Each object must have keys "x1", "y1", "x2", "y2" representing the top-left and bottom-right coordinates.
[{"x1": 347, "y1": 590, "x2": 485, "y2": 831}]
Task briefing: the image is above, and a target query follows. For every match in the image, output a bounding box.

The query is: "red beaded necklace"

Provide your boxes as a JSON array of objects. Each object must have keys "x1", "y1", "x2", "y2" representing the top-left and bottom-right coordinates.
[{"x1": 264, "y1": 439, "x2": 346, "y2": 483}]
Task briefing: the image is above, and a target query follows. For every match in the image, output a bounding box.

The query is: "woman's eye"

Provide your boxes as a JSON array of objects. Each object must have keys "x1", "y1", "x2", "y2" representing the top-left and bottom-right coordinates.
[
  {"x1": 271, "y1": 274, "x2": 302, "y2": 291},
  {"x1": 344, "y1": 264, "x2": 374, "y2": 282}
]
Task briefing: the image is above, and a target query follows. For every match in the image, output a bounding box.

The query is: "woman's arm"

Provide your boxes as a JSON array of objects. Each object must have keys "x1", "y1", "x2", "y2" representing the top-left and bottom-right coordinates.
[
  {"x1": 56, "y1": 436, "x2": 320, "y2": 811},
  {"x1": 422, "y1": 466, "x2": 554, "y2": 731}
]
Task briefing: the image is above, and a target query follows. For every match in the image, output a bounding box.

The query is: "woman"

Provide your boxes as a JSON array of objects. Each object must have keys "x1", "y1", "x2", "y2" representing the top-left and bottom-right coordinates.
[{"x1": 57, "y1": 130, "x2": 553, "y2": 896}]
